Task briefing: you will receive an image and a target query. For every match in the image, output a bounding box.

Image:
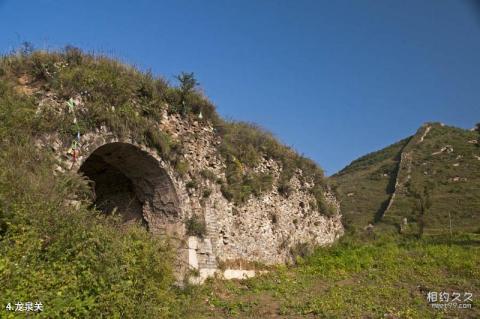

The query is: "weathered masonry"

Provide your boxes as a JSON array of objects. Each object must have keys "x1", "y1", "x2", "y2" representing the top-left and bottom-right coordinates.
[
  {"x1": 45, "y1": 107, "x2": 343, "y2": 283},
  {"x1": 79, "y1": 142, "x2": 181, "y2": 232}
]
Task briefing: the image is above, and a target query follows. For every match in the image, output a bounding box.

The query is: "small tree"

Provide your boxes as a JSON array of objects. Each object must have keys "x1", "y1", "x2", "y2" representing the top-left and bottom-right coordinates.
[{"x1": 175, "y1": 72, "x2": 198, "y2": 116}]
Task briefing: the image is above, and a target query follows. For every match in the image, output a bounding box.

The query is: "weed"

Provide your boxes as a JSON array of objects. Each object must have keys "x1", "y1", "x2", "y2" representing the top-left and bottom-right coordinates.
[{"x1": 185, "y1": 215, "x2": 206, "y2": 238}]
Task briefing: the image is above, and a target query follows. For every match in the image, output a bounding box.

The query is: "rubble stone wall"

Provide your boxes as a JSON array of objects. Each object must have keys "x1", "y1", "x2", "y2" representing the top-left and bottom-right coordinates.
[{"x1": 39, "y1": 102, "x2": 343, "y2": 281}]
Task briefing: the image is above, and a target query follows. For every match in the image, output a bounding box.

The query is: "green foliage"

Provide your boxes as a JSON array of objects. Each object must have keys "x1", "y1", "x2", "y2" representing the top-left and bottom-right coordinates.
[
  {"x1": 174, "y1": 160, "x2": 190, "y2": 176},
  {"x1": 202, "y1": 188, "x2": 212, "y2": 198},
  {"x1": 174, "y1": 72, "x2": 198, "y2": 116},
  {"x1": 199, "y1": 169, "x2": 216, "y2": 181},
  {"x1": 336, "y1": 137, "x2": 411, "y2": 176},
  {"x1": 186, "y1": 179, "x2": 198, "y2": 190},
  {"x1": 185, "y1": 215, "x2": 206, "y2": 238},
  {"x1": 289, "y1": 242, "x2": 312, "y2": 260},
  {"x1": 217, "y1": 121, "x2": 328, "y2": 206},
  {"x1": 194, "y1": 234, "x2": 480, "y2": 318},
  {"x1": 316, "y1": 195, "x2": 336, "y2": 217},
  {"x1": 0, "y1": 89, "x2": 187, "y2": 318},
  {"x1": 166, "y1": 72, "x2": 218, "y2": 122},
  {"x1": 0, "y1": 48, "x2": 217, "y2": 149},
  {"x1": 218, "y1": 122, "x2": 279, "y2": 167},
  {"x1": 277, "y1": 181, "x2": 293, "y2": 197},
  {"x1": 333, "y1": 123, "x2": 480, "y2": 234},
  {"x1": 220, "y1": 156, "x2": 273, "y2": 204},
  {"x1": 1, "y1": 48, "x2": 331, "y2": 211},
  {"x1": 176, "y1": 72, "x2": 197, "y2": 95},
  {"x1": 144, "y1": 127, "x2": 172, "y2": 158},
  {"x1": 220, "y1": 183, "x2": 234, "y2": 202}
]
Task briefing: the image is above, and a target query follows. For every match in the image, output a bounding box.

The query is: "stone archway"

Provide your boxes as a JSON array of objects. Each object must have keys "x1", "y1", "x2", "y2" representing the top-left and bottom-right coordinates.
[{"x1": 79, "y1": 142, "x2": 181, "y2": 233}]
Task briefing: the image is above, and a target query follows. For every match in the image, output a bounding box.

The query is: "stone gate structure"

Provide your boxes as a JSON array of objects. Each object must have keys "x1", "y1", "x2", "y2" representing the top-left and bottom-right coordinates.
[{"x1": 41, "y1": 105, "x2": 343, "y2": 283}]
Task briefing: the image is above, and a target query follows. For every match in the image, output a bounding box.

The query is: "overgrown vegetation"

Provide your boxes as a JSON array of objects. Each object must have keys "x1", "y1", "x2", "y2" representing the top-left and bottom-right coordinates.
[
  {"x1": 0, "y1": 46, "x2": 332, "y2": 214},
  {"x1": 332, "y1": 123, "x2": 480, "y2": 234},
  {"x1": 219, "y1": 154, "x2": 274, "y2": 204},
  {"x1": 0, "y1": 80, "x2": 190, "y2": 318},
  {"x1": 217, "y1": 121, "x2": 331, "y2": 211},
  {"x1": 0, "y1": 46, "x2": 217, "y2": 161},
  {"x1": 190, "y1": 233, "x2": 480, "y2": 318},
  {"x1": 0, "y1": 47, "x2": 333, "y2": 317},
  {"x1": 185, "y1": 215, "x2": 207, "y2": 238},
  {"x1": 1, "y1": 46, "x2": 478, "y2": 318},
  {"x1": 384, "y1": 124, "x2": 480, "y2": 234}
]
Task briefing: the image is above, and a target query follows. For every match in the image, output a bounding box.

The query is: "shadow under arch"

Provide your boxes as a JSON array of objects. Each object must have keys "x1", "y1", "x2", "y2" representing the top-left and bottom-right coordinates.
[{"x1": 79, "y1": 142, "x2": 181, "y2": 231}]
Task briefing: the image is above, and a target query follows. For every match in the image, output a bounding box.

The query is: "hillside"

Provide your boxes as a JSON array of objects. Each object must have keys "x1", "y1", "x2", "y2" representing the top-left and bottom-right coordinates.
[
  {"x1": 332, "y1": 123, "x2": 480, "y2": 236},
  {"x1": 0, "y1": 48, "x2": 342, "y2": 317}
]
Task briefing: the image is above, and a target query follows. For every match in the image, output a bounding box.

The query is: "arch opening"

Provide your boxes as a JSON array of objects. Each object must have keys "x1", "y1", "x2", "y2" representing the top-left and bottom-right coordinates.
[{"x1": 79, "y1": 142, "x2": 180, "y2": 229}]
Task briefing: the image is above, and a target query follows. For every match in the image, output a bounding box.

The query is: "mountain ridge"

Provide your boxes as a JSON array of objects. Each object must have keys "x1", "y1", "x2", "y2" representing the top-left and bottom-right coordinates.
[{"x1": 332, "y1": 122, "x2": 480, "y2": 236}]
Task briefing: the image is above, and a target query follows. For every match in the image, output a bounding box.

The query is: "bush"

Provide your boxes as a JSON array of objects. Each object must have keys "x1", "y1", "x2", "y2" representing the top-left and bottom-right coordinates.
[
  {"x1": 220, "y1": 183, "x2": 234, "y2": 202},
  {"x1": 185, "y1": 215, "x2": 206, "y2": 238},
  {"x1": 245, "y1": 173, "x2": 273, "y2": 196},
  {"x1": 317, "y1": 196, "x2": 337, "y2": 217},
  {"x1": 217, "y1": 120, "x2": 328, "y2": 205},
  {"x1": 64, "y1": 45, "x2": 84, "y2": 66},
  {"x1": 202, "y1": 188, "x2": 212, "y2": 198},
  {"x1": 200, "y1": 169, "x2": 217, "y2": 181},
  {"x1": 186, "y1": 179, "x2": 198, "y2": 190},
  {"x1": 174, "y1": 160, "x2": 190, "y2": 176},
  {"x1": 278, "y1": 181, "x2": 293, "y2": 197},
  {"x1": 290, "y1": 242, "x2": 313, "y2": 260},
  {"x1": 144, "y1": 127, "x2": 172, "y2": 157}
]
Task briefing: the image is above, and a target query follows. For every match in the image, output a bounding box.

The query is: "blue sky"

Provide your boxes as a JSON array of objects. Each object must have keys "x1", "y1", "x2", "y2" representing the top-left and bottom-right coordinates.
[{"x1": 1, "y1": 0, "x2": 479, "y2": 174}]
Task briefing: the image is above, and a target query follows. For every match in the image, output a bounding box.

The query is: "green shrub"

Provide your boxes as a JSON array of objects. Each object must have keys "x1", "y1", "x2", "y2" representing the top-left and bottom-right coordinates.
[
  {"x1": 202, "y1": 188, "x2": 212, "y2": 198},
  {"x1": 244, "y1": 172, "x2": 273, "y2": 196},
  {"x1": 315, "y1": 192, "x2": 336, "y2": 217},
  {"x1": 185, "y1": 215, "x2": 206, "y2": 238},
  {"x1": 186, "y1": 179, "x2": 198, "y2": 190},
  {"x1": 200, "y1": 169, "x2": 217, "y2": 181},
  {"x1": 144, "y1": 127, "x2": 172, "y2": 158},
  {"x1": 221, "y1": 163, "x2": 273, "y2": 204},
  {"x1": 64, "y1": 45, "x2": 84, "y2": 66},
  {"x1": 290, "y1": 242, "x2": 312, "y2": 259},
  {"x1": 278, "y1": 181, "x2": 293, "y2": 197},
  {"x1": 220, "y1": 183, "x2": 248, "y2": 204},
  {"x1": 217, "y1": 121, "x2": 328, "y2": 205},
  {"x1": 175, "y1": 160, "x2": 190, "y2": 176},
  {"x1": 220, "y1": 183, "x2": 235, "y2": 202}
]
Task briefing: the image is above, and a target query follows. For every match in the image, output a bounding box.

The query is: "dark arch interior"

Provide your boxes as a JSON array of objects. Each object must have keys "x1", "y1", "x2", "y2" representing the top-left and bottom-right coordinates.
[
  {"x1": 79, "y1": 143, "x2": 179, "y2": 227},
  {"x1": 80, "y1": 153, "x2": 144, "y2": 223}
]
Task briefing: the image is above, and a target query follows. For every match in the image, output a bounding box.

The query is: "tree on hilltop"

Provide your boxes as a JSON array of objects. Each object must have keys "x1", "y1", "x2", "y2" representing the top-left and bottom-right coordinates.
[{"x1": 175, "y1": 72, "x2": 198, "y2": 116}]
